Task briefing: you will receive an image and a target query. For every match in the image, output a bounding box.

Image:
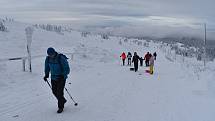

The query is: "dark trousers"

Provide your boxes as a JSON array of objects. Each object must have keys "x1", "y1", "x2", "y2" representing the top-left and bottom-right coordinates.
[
  {"x1": 145, "y1": 60, "x2": 149, "y2": 67},
  {"x1": 51, "y1": 79, "x2": 66, "y2": 109},
  {"x1": 128, "y1": 58, "x2": 131, "y2": 66},
  {"x1": 122, "y1": 59, "x2": 125, "y2": 66},
  {"x1": 134, "y1": 63, "x2": 138, "y2": 72},
  {"x1": 140, "y1": 60, "x2": 143, "y2": 66}
]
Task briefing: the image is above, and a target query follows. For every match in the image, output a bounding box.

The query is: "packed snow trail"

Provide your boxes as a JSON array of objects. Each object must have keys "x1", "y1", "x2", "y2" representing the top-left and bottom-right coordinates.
[
  {"x1": 0, "y1": 22, "x2": 215, "y2": 121},
  {"x1": 1, "y1": 49, "x2": 215, "y2": 121}
]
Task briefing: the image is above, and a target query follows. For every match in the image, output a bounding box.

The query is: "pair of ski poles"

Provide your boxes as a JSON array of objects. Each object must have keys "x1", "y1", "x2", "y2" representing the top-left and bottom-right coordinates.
[{"x1": 46, "y1": 80, "x2": 78, "y2": 106}]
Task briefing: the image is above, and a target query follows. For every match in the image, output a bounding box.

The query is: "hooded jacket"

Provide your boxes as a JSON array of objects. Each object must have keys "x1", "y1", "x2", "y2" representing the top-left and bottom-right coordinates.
[{"x1": 45, "y1": 53, "x2": 70, "y2": 81}]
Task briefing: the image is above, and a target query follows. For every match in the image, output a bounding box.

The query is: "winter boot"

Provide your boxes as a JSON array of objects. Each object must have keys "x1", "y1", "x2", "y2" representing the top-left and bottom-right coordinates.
[{"x1": 57, "y1": 108, "x2": 63, "y2": 113}]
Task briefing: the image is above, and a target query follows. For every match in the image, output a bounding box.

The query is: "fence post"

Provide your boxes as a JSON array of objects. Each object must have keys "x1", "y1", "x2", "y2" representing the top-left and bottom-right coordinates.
[
  {"x1": 22, "y1": 58, "x2": 26, "y2": 71},
  {"x1": 25, "y1": 26, "x2": 34, "y2": 72}
]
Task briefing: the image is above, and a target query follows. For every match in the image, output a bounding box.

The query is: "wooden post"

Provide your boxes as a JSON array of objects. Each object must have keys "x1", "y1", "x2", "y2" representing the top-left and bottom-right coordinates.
[
  {"x1": 22, "y1": 58, "x2": 26, "y2": 71},
  {"x1": 25, "y1": 26, "x2": 34, "y2": 72},
  {"x1": 204, "y1": 23, "x2": 207, "y2": 67}
]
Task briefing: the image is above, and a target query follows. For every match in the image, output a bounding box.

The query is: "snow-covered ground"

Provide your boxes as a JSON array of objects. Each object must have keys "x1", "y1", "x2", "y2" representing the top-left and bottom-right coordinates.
[{"x1": 0, "y1": 21, "x2": 215, "y2": 121}]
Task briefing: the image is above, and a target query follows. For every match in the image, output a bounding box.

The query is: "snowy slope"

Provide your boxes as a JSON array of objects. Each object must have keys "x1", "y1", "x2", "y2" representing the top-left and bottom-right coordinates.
[{"x1": 0, "y1": 21, "x2": 215, "y2": 121}]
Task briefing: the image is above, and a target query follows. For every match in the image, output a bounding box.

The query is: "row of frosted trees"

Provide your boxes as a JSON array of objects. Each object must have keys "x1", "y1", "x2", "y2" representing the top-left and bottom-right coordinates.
[{"x1": 34, "y1": 24, "x2": 63, "y2": 33}]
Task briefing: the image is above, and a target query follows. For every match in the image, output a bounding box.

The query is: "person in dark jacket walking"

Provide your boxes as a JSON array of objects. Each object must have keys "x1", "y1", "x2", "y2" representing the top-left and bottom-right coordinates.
[
  {"x1": 132, "y1": 52, "x2": 140, "y2": 72},
  {"x1": 153, "y1": 52, "x2": 157, "y2": 60},
  {"x1": 139, "y1": 57, "x2": 144, "y2": 66},
  {"x1": 127, "y1": 52, "x2": 132, "y2": 66},
  {"x1": 43, "y1": 47, "x2": 70, "y2": 113}
]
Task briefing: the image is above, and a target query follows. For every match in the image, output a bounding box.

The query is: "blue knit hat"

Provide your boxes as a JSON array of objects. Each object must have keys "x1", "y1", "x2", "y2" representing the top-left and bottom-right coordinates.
[{"x1": 47, "y1": 47, "x2": 56, "y2": 56}]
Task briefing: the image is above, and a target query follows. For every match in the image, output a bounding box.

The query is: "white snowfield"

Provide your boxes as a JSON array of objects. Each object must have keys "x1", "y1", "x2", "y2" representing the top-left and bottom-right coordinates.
[{"x1": 0, "y1": 21, "x2": 215, "y2": 121}]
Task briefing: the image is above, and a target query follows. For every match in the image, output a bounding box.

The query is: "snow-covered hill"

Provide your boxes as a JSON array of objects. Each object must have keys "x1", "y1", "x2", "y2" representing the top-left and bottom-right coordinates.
[{"x1": 0, "y1": 21, "x2": 215, "y2": 121}]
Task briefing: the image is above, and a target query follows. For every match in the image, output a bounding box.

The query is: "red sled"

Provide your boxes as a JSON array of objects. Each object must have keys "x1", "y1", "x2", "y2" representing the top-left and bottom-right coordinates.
[
  {"x1": 145, "y1": 70, "x2": 150, "y2": 73},
  {"x1": 145, "y1": 70, "x2": 153, "y2": 74}
]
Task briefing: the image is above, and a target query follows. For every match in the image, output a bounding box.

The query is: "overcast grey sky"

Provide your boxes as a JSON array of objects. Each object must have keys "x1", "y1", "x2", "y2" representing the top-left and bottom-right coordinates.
[{"x1": 1, "y1": 0, "x2": 215, "y2": 38}]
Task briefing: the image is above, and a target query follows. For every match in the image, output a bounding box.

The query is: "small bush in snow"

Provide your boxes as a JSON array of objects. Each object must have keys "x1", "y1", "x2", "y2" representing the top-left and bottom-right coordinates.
[
  {"x1": 124, "y1": 39, "x2": 128, "y2": 43},
  {"x1": 0, "y1": 22, "x2": 7, "y2": 32},
  {"x1": 101, "y1": 34, "x2": 109, "y2": 39},
  {"x1": 81, "y1": 32, "x2": 91, "y2": 37},
  {"x1": 137, "y1": 41, "x2": 142, "y2": 46},
  {"x1": 119, "y1": 40, "x2": 122, "y2": 45}
]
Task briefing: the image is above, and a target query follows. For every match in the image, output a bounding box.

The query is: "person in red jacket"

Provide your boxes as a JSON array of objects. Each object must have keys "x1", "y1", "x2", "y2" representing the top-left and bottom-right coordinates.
[
  {"x1": 120, "y1": 52, "x2": 126, "y2": 66},
  {"x1": 144, "y1": 52, "x2": 150, "y2": 67}
]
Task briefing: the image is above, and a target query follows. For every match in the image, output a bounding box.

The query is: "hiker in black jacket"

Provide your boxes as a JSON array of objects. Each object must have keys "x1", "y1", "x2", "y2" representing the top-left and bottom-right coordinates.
[
  {"x1": 132, "y1": 52, "x2": 141, "y2": 72},
  {"x1": 139, "y1": 57, "x2": 143, "y2": 66},
  {"x1": 153, "y1": 52, "x2": 157, "y2": 60},
  {"x1": 127, "y1": 52, "x2": 132, "y2": 66}
]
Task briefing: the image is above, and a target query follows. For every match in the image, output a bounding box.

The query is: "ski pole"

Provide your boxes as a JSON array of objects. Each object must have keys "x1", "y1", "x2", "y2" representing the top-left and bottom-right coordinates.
[
  {"x1": 64, "y1": 87, "x2": 78, "y2": 106},
  {"x1": 46, "y1": 79, "x2": 78, "y2": 106},
  {"x1": 46, "y1": 80, "x2": 52, "y2": 89}
]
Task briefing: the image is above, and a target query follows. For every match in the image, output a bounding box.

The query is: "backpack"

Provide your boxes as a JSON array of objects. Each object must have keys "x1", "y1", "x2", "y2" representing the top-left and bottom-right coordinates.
[
  {"x1": 127, "y1": 53, "x2": 132, "y2": 58},
  {"x1": 47, "y1": 53, "x2": 69, "y2": 72},
  {"x1": 58, "y1": 53, "x2": 69, "y2": 60}
]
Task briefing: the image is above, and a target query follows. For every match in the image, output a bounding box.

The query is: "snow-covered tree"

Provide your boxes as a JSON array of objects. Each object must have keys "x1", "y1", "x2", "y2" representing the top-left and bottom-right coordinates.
[
  {"x1": 101, "y1": 34, "x2": 109, "y2": 39},
  {"x1": 119, "y1": 40, "x2": 122, "y2": 45},
  {"x1": 81, "y1": 32, "x2": 90, "y2": 37},
  {"x1": 0, "y1": 21, "x2": 7, "y2": 32},
  {"x1": 124, "y1": 38, "x2": 128, "y2": 43}
]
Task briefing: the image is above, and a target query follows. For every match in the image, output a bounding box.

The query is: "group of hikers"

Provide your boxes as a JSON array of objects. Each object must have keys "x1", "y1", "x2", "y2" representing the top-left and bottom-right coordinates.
[
  {"x1": 42, "y1": 47, "x2": 157, "y2": 114},
  {"x1": 120, "y1": 51, "x2": 157, "y2": 74}
]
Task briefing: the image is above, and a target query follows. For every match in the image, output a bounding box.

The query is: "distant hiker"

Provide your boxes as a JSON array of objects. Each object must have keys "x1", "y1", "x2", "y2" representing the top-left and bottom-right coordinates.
[
  {"x1": 120, "y1": 52, "x2": 126, "y2": 66},
  {"x1": 139, "y1": 57, "x2": 144, "y2": 66},
  {"x1": 132, "y1": 52, "x2": 141, "y2": 72},
  {"x1": 127, "y1": 52, "x2": 132, "y2": 66},
  {"x1": 144, "y1": 52, "x2": 150, "y2": 67},
  {"x1": 149, "y1": 54, "x2": 155, "y2": 74},
  {"x1": 153, "y1": 52, "x2": 157, "y2": 60},
  {"x1": 43, "y1": 47, "x2": 70, "y2": 113}
]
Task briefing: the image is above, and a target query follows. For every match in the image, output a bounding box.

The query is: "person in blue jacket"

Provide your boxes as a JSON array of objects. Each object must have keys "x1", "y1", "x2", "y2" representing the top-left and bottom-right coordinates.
[{"x1": 43, "y1": 47, "x2": 70, "y2": 113}]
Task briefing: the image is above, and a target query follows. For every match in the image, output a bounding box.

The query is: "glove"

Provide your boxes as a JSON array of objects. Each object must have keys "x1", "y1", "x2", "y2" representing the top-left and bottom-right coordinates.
[{"x1": 43, "y1": 75, "x2": 49, "y2": 82}]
